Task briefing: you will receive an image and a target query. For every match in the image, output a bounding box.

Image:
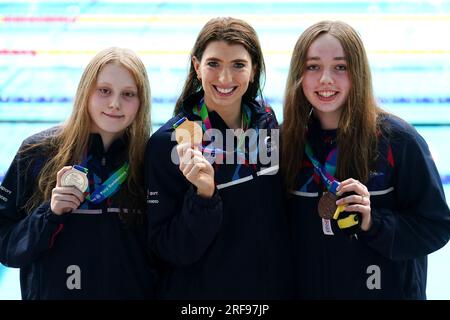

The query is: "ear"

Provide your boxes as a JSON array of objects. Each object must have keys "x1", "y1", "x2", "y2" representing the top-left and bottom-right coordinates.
[
  {"x1": 192, "y1": 56, "x2": 201, "y2": 80},
  {"x1": 250, "y1": 64, "x2": 257, "y2": 83},
  {"x1": 299, "y1": 76, "x2": 304, "y2": 84}
]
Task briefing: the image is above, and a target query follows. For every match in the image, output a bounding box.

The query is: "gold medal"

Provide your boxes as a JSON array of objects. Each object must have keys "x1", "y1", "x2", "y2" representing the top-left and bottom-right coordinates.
[
  {"x1": 317, "y1": 192, "x2": 337, "y2": 220},
  {"x1": 175, "y1": 119, "x2": 203, "y2": 145},
  {"x1": 61, "y1": 168, "x2": 88, "y2": 192}
]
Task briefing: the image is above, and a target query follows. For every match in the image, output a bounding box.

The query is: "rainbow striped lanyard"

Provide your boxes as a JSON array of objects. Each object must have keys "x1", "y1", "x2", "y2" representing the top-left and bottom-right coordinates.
[
  {"x1": 304, "y1": 141, "x2": 340, "y2": 194},
  {"x1": 79, "y1": 154, "x2": 129, "y2": 204},
  {"x1": 193, "y1": 98, "x2": 251, "y2": 151}
]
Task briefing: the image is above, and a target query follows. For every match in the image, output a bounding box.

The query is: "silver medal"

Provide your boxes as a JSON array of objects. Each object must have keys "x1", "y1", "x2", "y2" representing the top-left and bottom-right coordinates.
[{"x1": 61, "y1": 168, "x2": 88, "y2": 192}]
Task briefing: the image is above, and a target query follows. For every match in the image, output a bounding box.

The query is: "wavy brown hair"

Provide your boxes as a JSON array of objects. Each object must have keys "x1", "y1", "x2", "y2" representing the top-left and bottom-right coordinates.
[
  {"x1": 174, "y1": 17, "x2": 265, "y2": 115},
  {"x1": 25, "y1": 47, "x2": 151, "y2": 221},
  {"x1": 281, "y1": 21, "x2": 384, "y2": 191}
]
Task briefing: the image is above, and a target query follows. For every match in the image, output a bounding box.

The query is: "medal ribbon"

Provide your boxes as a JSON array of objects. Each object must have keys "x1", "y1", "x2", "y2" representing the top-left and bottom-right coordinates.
[
  {"x1": 304, "y1": 142, "x2": 340, "y2": 194},
  {"x1": 193, "y1": 98, "x2": 251, "y2": 134},
  {"x1": 82, "y1": 162, "x2": 129, "y2": 204},
  {"x1": 192, "y1": 98, "x2": 251, "y2": 162},
  {"x1": 73, "y1": 165, "x2": 88, "y2": 174},
  {"x1": 306, "y1": 142, "x2": 360, "y2": 235}
]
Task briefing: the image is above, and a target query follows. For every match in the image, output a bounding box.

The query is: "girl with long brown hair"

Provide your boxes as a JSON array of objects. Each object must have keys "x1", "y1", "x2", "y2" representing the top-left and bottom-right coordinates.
[
  {"x1": 145, "y1": 17, "x2": 293, "y2": 299},
  {"x1": 281, "y1": 21, "x2": 450, "y2": 299}
]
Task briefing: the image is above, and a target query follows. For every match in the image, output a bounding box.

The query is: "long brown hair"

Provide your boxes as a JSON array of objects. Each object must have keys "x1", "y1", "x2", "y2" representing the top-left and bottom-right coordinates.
[
  {"x1": 173, "y1": 17, "x2": 265, "y2": 115},
  {"x1": 281, "y1": 21, "x2": 384, "y2": 191},
  {"x1": 25, "y1": 47, "x2": 151, "y2": 220}
]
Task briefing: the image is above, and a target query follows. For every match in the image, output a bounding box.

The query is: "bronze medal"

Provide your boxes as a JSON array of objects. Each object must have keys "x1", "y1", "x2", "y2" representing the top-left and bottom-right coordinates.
[
  {"x1": 317, "y1": 192, "x2": 337, "y2": 220},
  {"x1": 61, "y1": 168, "x2": 88, "y2": 192}
]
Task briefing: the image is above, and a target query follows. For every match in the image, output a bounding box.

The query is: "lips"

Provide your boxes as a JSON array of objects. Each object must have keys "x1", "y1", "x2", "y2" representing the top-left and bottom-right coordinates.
[
  {"x1": 102, "y1": 112, "x2": 124, "y2": 119},
  {"x1": 315, "y1": 90, "x2": 338, "y2": 101},
  {"x1": 213, "y1": 85, "x2": 237, "y2": 96}
]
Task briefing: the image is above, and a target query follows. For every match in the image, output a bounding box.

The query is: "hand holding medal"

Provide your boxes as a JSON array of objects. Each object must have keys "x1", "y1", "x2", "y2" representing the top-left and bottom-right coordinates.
[
  {"x1": 173, "y1": 117, "x2": 215, "y2": 198},
  {"x1": 51, "y1": 166, "x2": 87, "y2": 215},
  {"x1": 318, "y1": 187, "x2": 365, "y2": 236},
  {"x1": 61, "y1": 165, "x2": 89, "y2": 192},
  {"x1": 334, "y1": 178, "x2": 372, "y2": 234},
  {"x1": 304, "y1": 142, "x2": 368, "y2": 235}
]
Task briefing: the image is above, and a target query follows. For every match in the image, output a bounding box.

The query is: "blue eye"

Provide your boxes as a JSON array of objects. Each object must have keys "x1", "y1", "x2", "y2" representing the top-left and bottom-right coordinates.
[{"x1": 234, "y1": 62, "x2": 245, "y2": 69}]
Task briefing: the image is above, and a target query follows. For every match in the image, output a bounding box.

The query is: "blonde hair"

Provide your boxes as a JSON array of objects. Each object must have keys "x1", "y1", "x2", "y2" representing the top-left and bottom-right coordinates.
[
  {"x1": 281, "y1": 21, "x2": 384, "y2": 191},
  {"x1": 25, "y1": 47, "x2": 151, "y2": 218}
]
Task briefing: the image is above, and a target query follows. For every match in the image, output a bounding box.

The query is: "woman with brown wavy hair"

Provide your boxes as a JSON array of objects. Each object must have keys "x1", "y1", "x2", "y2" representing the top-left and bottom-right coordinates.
[
  {"x1": 0, "y1": 47, "x2": 156, "y2": 299},
  {"x1": 145, "y1": 17, "x2": 293, "y2": 299},
  {"x1": 281, "y1": 21, "x2": 450, "y2": 299}
]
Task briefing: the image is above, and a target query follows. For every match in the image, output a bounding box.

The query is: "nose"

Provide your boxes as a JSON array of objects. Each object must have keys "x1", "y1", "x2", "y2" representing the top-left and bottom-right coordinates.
[
  {"x1": 108, "y1": 95, "x2": 120, "y2": 109},
  {"x1": 319, "y1": 69, "x2": 334, "y2": 85},
  {"x1": 218, "y1": 67, "x2": 232, "y2": 84}
]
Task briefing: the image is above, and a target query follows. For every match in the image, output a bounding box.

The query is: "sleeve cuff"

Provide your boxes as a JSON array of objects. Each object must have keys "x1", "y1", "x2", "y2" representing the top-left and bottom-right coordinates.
[
  {"x1": 188, "y1": 186, "x2": 221, "y2": 209},
  {"x1": 359, "y1": 209, "x2": 383, "y2": 240},
  {"x1": 39, "y1": 203, "x2": 66, "y2": 223}
]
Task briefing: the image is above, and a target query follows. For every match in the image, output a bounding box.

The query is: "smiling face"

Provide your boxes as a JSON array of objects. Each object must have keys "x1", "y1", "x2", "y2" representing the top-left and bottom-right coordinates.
[
  {"x1": 193, "y1": 40, "x2": 255, "y2": 116},
  {"x1": 88, "y1": 63, "x2": 140, "y2": 146},
  {"x1": 302, "y1": 33, "x2": 351, "y2": 129}
]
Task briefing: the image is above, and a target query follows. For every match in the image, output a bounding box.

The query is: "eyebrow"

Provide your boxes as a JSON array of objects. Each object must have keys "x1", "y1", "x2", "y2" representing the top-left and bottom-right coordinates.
[
  {"x1": 97, "y1": 82, "x2": 137, "y2": 90},
  {"x1": 306, "y1": 56, "x2": 346, "y2": 61},
  {"x1": 205, "y1": 57, "x2": 249, "y2": 63}
]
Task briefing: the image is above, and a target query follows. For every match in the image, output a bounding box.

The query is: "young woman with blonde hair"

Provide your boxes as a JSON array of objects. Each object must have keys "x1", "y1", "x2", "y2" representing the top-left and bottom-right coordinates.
[{"x1": 0, "y1": 47, "x2": 156, "y2": 299}]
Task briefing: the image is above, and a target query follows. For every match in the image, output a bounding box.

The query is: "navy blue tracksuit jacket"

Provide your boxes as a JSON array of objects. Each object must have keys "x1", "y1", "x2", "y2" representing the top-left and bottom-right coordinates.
[
  {"x1": 145, "y1": 92, "x2": 294, "y2": 299},
  {"x1": 0, "y1": 128, "x2": 157, "y2": 299},
  {"x1": 288, "y1": 114, "x2": 450, "y2": 299}
]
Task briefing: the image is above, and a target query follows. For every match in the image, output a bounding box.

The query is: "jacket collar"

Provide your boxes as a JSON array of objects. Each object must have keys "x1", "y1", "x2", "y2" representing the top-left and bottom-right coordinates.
[{"x1": 87, "y1": 133, "x2": 128, "y2": 159}]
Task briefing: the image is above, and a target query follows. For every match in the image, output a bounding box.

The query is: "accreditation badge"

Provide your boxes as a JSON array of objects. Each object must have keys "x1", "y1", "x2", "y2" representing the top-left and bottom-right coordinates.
[
  {"x1": 61, "y1": 166, "x2": 88, "y2": 192},
  {"x1": 317, "y1": 192, "x2": 337, "y2": 220}
]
